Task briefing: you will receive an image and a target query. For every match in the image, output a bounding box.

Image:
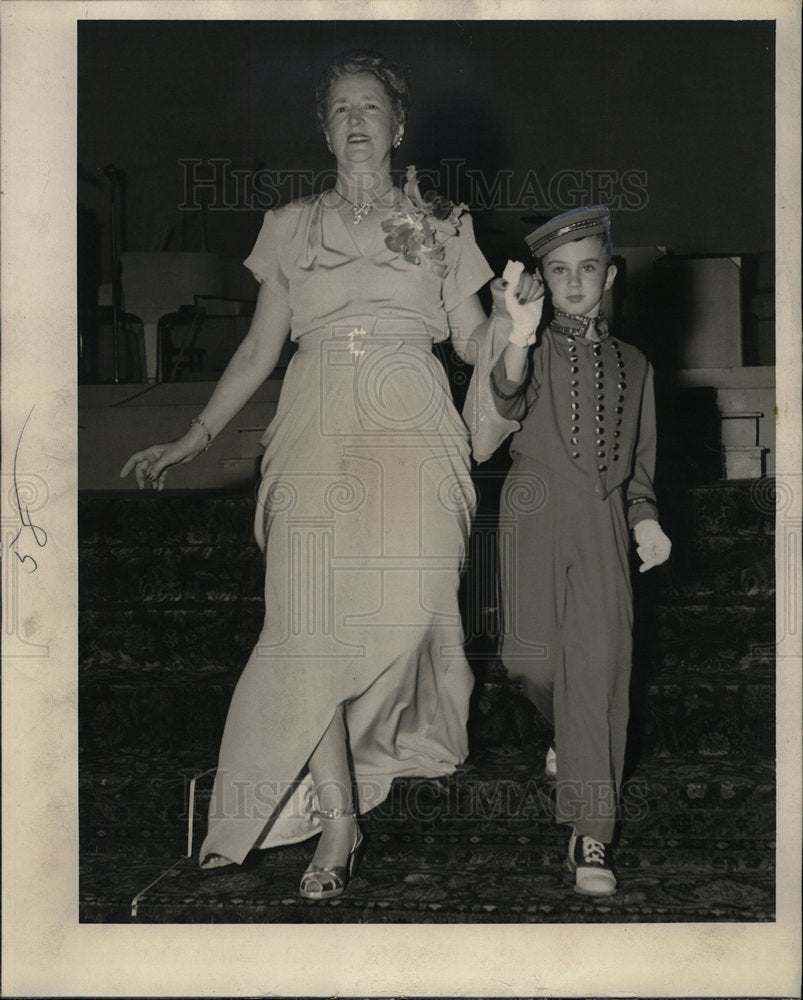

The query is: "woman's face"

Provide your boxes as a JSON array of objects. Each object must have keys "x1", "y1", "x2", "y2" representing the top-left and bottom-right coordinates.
[{"x1": 324, "y1": 71, "x2": 401, "y2": 176}]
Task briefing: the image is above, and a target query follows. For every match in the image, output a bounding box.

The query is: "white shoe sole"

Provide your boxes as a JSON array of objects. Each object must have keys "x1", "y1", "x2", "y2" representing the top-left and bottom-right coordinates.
[{"x1": 566, "y1": 859, "x2": 617, "y2": 897}]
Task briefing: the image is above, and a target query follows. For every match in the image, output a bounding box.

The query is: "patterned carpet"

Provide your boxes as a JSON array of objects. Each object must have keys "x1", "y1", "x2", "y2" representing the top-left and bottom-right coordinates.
[
  {"x1": 78, "y1": 481, "x2": 776, "y2": 923},
  {"x1": 80, "y1": 748, "x2": 775, "y2": 923}
]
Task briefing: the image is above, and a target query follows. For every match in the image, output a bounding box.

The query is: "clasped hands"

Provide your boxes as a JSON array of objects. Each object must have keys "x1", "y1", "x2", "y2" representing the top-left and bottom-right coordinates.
[{"x1": 500, "y1": 259, "x2": 545, "y2": 348}]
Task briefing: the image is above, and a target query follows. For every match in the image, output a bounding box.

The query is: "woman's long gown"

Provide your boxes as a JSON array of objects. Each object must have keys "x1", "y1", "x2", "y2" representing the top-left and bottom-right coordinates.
[{"x1": 199, "y1": 191, "x2": 493, "y2": 866}]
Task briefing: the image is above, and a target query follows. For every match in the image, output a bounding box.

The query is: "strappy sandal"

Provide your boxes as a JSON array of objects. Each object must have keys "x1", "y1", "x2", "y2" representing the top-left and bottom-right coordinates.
[
  {"x1": 200, "y1": 852, "x2": 234, "y2": 870},
  {"x1": 299, "y1": 807, "x2": 363, "y2": 901}
]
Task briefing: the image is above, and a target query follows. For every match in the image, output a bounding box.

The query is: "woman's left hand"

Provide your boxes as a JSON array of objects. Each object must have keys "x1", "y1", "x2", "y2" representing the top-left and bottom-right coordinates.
[{"x1": 504, "y1": 262, "x2": 544, "y2": 307}]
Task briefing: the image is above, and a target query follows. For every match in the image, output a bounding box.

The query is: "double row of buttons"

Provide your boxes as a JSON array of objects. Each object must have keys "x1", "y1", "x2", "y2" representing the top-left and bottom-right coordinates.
[{"x1": 568, "y1": 337, "x2": 627, "y2": 471}]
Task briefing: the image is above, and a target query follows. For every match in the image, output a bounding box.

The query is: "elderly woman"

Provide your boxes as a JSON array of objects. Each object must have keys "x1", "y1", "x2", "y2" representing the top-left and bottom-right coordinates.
[{"x1": 122, "y1": 50, "x2": 506, "y2": 899}]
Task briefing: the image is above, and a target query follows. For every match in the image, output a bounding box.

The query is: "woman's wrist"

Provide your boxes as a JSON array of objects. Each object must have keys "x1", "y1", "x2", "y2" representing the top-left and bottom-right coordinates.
[
  {"x1": 502, "y1": 341, "x2": 529, "y2": 382},
  {"x1": 188, "y1": 415, "x2": 214, "y2": 452}
]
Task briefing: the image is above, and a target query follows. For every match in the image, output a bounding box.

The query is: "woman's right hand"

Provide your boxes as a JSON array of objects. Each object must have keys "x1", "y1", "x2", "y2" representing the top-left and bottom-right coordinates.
[{"x1": 119, "y1": 432, "x2": 204, "y2": 490}]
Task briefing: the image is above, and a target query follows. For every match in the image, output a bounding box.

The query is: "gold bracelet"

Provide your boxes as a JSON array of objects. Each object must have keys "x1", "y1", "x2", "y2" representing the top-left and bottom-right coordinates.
[{"x1": 190, "y1": 416, "x2": 212, "y2": 451}]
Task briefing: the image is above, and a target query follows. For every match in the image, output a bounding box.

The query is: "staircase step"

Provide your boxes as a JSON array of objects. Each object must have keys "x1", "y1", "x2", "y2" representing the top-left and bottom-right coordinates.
[
  {"x1": 79, "y1": 747, "x2": 775, "y2": 923},
  {"x1": 79, "y1": 744, "x2": 775, "y2": 852},
  {"x1": 78, "y1": 490, "x2": 258, "y2": 548},
  {"x1": 657, "y1": 481, "x2": 776, "y2": 538},
  {"x1": 77, "y1": 482, "x2": 777, "y2": 924},
  {"x1": 79, "y1": 658, "x2": 774, "y2": 761},
  {"x1": 631, "y1": 541, "x2": 774, "y2": 605},
  {"x1": 477, "y1": 605, "x2": 776, "y2": 678},
  {"x1": 77, "y1": 483, "x2": 777, "y2": 545},
  {"x1": 648, "y1": 600, "x2": 774, "y2": 633},
  {"x1": 634, "y1": 613, "x2": 776, "y2": 674},
  {"x1": 367, "y1": 751, "x2": 776, "y2": 839},
  {"x1": 80, "y1": 607, "x2": 263, "y2": 671},
  {"x1": 80, "y1": 594, "x2": 775, "y2": 677},
  {"x1": 79, "y1": 534, "x2": 773, "y2": 607},
  {"x1": 80, "y1": 840, "x2": 775, "y2": 924},
  {"x1": 79, "y1": 746, "x2": 211, "y2": 842},
  {"x1": 79, "y1": 674, "x2": 233, "y2": 759},
  {"x1": 78, "y1": 483, "x2": 775, "y2": 610},
  {"x1": 79, "y1": 543, "x2": 265, "y2": 606},
  {"x1": 469, "y1": 669, "x2": 774, "y2": 760}
]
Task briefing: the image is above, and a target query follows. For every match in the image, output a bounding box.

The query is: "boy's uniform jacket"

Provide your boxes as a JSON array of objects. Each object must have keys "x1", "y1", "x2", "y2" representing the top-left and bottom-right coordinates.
[{"x1": 463, "y1": 280, "x2": 658, "y2": 530}]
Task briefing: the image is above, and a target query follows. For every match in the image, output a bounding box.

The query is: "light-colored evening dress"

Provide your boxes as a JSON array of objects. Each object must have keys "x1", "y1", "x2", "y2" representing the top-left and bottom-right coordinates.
[{"x1": 199, "y1": 191, "x2": 492, "y2": 867}]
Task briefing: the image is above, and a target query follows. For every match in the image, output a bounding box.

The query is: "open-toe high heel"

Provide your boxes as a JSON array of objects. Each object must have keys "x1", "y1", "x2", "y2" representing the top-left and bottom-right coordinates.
[
  {"x1": 200, "y1": 852, "x2": 234, "y2": 870},
  {"x1": 299, "y1": 807, "x2": 363, "y2": 900}
]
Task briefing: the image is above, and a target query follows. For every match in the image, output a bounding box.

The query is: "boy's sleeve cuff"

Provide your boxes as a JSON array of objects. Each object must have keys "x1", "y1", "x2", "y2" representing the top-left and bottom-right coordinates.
[
  {"x1": 491, "y1": 354, "x2": 527, "y2": 400},
  {"x1": 627, "y1": 496, "x2": 659, "y2": 529}
]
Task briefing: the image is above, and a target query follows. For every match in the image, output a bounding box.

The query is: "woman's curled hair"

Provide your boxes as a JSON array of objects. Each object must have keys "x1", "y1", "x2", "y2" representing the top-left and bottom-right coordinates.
[{"x1": 314, "y1": 49, "x2": 412, "y2": 133}]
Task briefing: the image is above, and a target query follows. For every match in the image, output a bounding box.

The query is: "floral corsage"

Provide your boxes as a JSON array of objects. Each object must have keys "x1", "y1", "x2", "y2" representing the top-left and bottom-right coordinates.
[{"x1": 382, "y1": 165, "x2": 467, "y2": 277}]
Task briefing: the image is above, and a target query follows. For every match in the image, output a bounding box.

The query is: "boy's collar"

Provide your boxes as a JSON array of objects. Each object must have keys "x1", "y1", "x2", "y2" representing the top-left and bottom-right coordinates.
[{"x1": 551, "y1": 309, "x2": 610, "y2": 342}]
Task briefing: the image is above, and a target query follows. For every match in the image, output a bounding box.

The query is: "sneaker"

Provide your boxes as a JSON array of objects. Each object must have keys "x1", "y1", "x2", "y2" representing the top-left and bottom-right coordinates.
[
  {"x1": 567, "y1": 828, "x2": 617, "y2": 897},
  {"x1": 544, "y1": 744, "x2": 557, "y2": 779}
]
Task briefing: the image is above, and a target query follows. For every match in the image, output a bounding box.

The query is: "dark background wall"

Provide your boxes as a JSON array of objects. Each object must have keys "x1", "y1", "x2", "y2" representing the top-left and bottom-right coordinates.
[{"x1": 78, "y1": 18, "x2": 774, "y2": 282}]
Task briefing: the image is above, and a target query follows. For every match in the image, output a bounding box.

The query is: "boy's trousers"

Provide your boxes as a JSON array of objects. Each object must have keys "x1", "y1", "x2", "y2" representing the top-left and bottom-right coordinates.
[{"x1": 499, "y1": 451, "x2": 633, "y2": 843}]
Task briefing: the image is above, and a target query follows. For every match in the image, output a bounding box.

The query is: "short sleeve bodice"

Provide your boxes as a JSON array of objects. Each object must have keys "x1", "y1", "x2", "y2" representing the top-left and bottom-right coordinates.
[{"x1": 243, "y1": 192, "x2": 493, "y2": 343}]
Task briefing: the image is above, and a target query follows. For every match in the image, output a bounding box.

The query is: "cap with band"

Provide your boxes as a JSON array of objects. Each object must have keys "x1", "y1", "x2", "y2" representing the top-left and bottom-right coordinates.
[{"x1": 525, "y1": 205, "x2": 611, "y2": 259}]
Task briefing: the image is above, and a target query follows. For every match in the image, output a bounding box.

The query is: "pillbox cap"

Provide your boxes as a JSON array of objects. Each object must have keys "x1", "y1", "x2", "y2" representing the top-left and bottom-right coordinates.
[{"x1": 525, "y1": 205, "x2": 610, "y2": 258}]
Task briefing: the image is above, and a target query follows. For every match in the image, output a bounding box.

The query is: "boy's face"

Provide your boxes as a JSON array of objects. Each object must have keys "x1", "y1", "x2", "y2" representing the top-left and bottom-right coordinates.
[{"x1": 539, "y1": 235, "x2": 617, "y2": 316}]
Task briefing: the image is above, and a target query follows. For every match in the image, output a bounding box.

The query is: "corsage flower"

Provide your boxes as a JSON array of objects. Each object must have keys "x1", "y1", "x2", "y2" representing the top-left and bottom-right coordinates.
[{"x1": 382, "y1": 165, "x2": 467, "y2": 277}]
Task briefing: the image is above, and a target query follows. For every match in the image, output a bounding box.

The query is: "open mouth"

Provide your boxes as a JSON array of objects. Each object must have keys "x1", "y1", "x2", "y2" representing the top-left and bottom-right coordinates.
[{"x1": 347, "y1": 133, "x2": 370, "y2": 143}]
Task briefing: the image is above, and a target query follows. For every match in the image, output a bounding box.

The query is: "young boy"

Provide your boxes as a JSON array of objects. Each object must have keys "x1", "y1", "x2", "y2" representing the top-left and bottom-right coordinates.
[{"x1": 475, "y1": 206, "x2": 671, "y2": 896}]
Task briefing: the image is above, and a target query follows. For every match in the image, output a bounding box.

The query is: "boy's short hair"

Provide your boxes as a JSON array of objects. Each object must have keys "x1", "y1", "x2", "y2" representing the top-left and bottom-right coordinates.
[{"x1": 526, "y1": 206, "x2": 613, "y2": 267}]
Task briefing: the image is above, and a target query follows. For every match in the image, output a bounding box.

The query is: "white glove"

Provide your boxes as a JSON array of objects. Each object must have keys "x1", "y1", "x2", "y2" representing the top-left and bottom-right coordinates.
[
  {"x1": 633, "y1": 519, "x2": 672, "y2": 573},
  {"x1": 502, "y1": 260, "x2": 544, "y2": 348}
]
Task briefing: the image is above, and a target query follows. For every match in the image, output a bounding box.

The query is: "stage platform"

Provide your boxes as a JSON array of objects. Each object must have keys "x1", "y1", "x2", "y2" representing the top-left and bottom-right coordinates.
[
  {"x1": 78, "y1": 379, "x2": 282, "y2": 491},
  {"x1": 79, "y1": 365, "x2": 777, "y2": 490}
]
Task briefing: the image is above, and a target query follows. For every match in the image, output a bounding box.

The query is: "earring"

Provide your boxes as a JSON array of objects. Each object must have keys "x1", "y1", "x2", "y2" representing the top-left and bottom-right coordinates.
[{"x1": 393, "y1": 131, "x2": 403, "y2": 149}]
